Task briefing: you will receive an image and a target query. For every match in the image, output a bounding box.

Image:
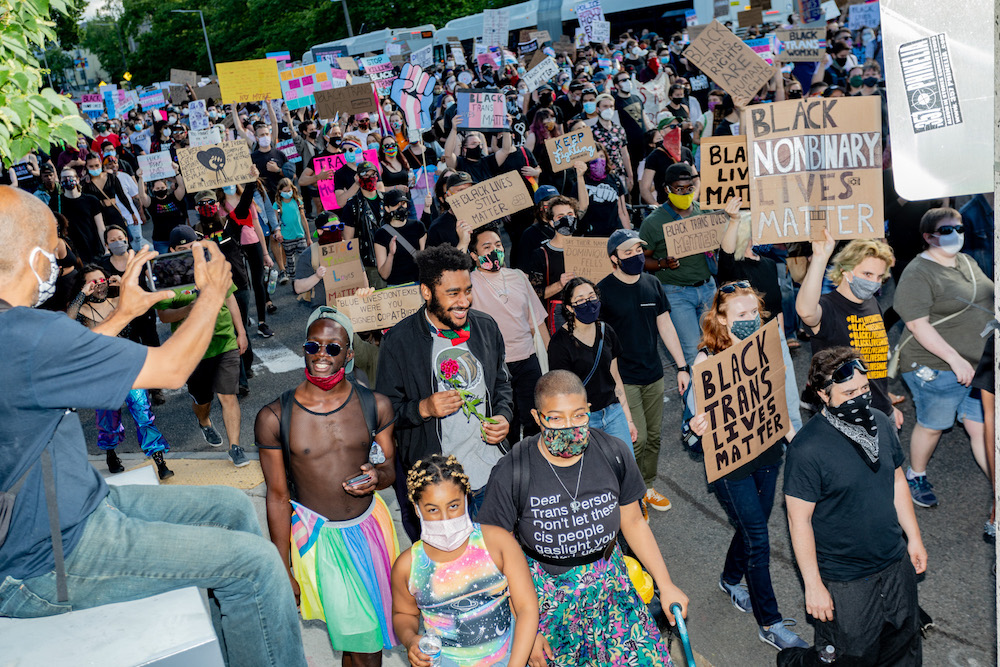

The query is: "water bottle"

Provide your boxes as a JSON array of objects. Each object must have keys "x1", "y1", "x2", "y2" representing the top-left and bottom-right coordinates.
[
  {"x1": 818, "y1": 644, "x2": 837, "y2": 663},
  {"x1": 417, "y1": 635, "x2": 442, "y2": 666},
  {"x1": 267, "y1": 267, "x2": 278, "y2": 295}
]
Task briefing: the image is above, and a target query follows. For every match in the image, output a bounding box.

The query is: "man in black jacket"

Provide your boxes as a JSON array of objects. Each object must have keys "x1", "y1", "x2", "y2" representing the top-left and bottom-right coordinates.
[{"x1": 376, "y1": 245, "x2": 513, "y2": 540}]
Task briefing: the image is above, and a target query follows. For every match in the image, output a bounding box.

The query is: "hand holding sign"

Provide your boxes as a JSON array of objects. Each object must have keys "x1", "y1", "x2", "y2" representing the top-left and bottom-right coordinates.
[{"x1": 389, "y1": 63, "x2": 435, "y2": 132}]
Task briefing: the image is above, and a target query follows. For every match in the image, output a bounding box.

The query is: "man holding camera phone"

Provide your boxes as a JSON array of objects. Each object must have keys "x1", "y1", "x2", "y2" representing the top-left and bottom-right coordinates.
[
  {"x1": 155, "y1": 225, "x2": 250, "y2": 467},
  {"x1": 0, "y1": 186, "x2": 307, "y2": 667}
]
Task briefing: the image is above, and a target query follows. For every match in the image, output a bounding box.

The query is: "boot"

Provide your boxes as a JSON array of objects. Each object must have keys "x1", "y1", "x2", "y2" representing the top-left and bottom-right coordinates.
[
  {"x1": 152, "y1": 451, "x2": 174, "y2": 480},
  {"x1": 106, "y1": 449, "x2": 125, "y2": 474}
]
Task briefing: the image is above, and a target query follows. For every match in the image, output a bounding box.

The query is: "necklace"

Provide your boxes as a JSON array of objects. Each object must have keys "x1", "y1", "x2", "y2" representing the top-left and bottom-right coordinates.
[
  {"x1": 545, "y1": 452, "x2": 585, "y2": 512},
  {"x1": 480, "y1": 269, "x2": 509, "y2": 303}
]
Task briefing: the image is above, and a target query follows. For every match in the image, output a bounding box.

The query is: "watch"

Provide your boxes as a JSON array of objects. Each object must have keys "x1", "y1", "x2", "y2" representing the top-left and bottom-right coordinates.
[{"x1": 677, "y1": 365, "x2": 690, "y2": 374}]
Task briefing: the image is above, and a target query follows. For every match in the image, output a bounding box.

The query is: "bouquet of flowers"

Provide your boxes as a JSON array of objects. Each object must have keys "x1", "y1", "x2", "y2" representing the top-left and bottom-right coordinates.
[{"x1": 439, "y1": 359, "x2": 497, "y2": 424}]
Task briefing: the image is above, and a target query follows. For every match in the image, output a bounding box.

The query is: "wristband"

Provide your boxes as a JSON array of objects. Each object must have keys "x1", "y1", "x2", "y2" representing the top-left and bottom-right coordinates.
[{"x1": 677, "y1": 365, "x2": 690, "y2": 374}]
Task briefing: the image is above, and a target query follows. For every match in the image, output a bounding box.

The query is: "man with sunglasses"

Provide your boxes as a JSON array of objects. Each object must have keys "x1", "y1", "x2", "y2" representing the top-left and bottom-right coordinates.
[
  {"x1": 785, "y1": 347, "x2": 926, "y2": 665},
  {"x1": 255, "y1": 306, "x2": 397, "y2": 664},
  {"x1": 638, "y1": 162, "x2": 714, "y2": 366}
]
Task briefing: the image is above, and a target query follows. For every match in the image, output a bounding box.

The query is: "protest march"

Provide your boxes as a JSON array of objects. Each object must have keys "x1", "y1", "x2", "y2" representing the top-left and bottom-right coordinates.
[{"x1": 1, "y1": 0, "x2": 997, "y2": 665}]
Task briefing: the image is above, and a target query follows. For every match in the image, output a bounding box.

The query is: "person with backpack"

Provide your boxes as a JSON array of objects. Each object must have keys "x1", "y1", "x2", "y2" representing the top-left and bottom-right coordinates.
[
  {"x1": 478, "y1": 370, "x2": 688, "y2": 666},
  {"x1": 254, "y1": 306, "x2": 399, "y2": 665}
]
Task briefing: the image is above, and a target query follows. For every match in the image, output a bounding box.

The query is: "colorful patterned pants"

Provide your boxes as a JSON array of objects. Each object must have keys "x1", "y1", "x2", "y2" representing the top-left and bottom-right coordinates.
[{"x1": 95, "y1": 389, "x2": 170, "y2": 455}]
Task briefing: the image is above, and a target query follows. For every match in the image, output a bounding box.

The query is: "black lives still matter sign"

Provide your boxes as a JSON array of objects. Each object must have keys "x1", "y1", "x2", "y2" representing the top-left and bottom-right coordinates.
[{"x1": 898, "y1": 34, "x2": 962, "y2": 134}]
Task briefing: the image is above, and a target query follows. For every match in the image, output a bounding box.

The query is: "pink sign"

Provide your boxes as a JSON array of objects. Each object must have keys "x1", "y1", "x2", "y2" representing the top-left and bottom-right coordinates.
[{"x1": 313, "y1": 149, "x2": 380, "y2": 210}]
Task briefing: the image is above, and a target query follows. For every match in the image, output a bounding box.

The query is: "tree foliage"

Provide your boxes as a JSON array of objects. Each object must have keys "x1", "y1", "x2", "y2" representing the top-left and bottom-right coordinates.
[
  {"x1": 0, "y1": 0, "x2": 91, "y2": 167},
  {"x1": 84, "y1": 0, "x2": 526, "y2": 84}
]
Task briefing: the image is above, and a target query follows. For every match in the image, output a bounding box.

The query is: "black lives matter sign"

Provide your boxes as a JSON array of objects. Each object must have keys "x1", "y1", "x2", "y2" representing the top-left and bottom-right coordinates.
[{"x1": 898, "y1": 34, "x2": 962, "y2": 134}]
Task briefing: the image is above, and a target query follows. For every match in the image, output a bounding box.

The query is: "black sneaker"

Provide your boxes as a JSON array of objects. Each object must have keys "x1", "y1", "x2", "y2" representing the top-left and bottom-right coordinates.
[
  {"x1": 266, "y1": 301, "x2": 278, "y2": 315},
  {"x1": 152, "y1": 451, "x2": 174, "y2": 479},
  {"x1": 229, "y1": 445, "x2": 250, "y2": 467},
  {"x1": 106, "y1": 450, "x2": 124, "y2": 474},
  {"x1": 238, "y1": 384, "x2": 250, "y2": 398},
  {"x1": 257, "y1": 322, "x2": 274, "y2": 338},
  {"x1": 200, "y1": 423, "x2": 223, "y2": 446},
  {"x1": 277, "y1": 271, "x2": 289, "y2": 285}
]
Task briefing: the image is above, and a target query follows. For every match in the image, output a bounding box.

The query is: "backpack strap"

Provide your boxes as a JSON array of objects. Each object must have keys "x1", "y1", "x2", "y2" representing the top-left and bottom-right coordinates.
[
  {"x1": 591, "y1": 429, "x2": 627, "y2": 487},
  {"x1": 379, "y1": 224, "x2": 418, "y2": 259},
  {"x1": 582, "y1": 322, "x2": 605, "y2": 386},
  {"x1": 350, "y1": 377, "x2": 380, "y2": 442},
  {"x1": 278, "y1": 389, "x2": 298, "y2": 501},
  {"x1": 510, "y1": 437, "x2": 533, "y2": 538}
]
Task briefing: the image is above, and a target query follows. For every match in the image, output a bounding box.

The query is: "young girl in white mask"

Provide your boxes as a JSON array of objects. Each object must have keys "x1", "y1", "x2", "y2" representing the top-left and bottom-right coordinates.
[{"x1": 391, "y1": 454, "x2": 538, "y2": 667}]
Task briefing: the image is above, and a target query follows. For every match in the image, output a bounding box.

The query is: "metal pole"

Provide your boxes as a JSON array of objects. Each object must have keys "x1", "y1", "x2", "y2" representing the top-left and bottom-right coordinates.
[
  {"x1": 197, "y1": 10, "x2": 215, "y2": 76},
  {"x1": 340, "y1": 0, "x2": 354, "y2": 37},
  {"x1": 114, "y1": 20, "x2": 128, "y2": 72}
]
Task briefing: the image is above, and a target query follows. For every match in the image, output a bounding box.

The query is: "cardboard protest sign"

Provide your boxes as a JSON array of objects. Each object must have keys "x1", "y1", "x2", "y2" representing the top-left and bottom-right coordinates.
[
  {"x1": 700, "y1": 135, "x2": 750, "y2": 209},
  {"x1": 280, "y1": 61, "x2": 336, "y2": 110},
  {"x1": 189, "y1": 126, "x2": 222, "y2": 147},
  {"x1": 482, "y1": 8, "x2": 510, "y2": 47},
  {"x1": 176, "y1": 140, "x2": 254, "y2": 191},
  {"x1": 81, "y1": 94, "x2": 103, "y2": 118},
  {"x1": 217, "y1": 59, "x2": 282, "y2": 104},
  {"x1": 575, "y1": 0, "x2": 605, "y2": 42},
  {"x1": 821, "y1": 0, "x2": 841, "y2": 18},
  {"x1": 314, "y1": 83, "x2": 377, "y2": 120},
  {"x1": 529, "y1": 30, "x2": 551, "y2": 44},
  {"x1": 336, "y1": 57, "x2": 359, "y2": 72},
  {"x1": 195, "y1": 82, "x2": 221, "y2": 103},
  {"x1": 662, "y1": 212, "x2": 728, "y2": 258},
  {"x1": 746, "y1": 96, "x2": 883, "y2": 243},
  {"x1": 165, "y1": 84, "x2": 186, "y2": 106},
  {"x1": 358, "y1": 55, "x2": 396, "y2": 95},
  {"x1": 336, "y1": 284, "x2": 424, "y2": 332},
  {"x1": 738, "y1": 8, "x2": 763, "y2": 26},
  {"x1": 456, "y1": 90, "x2": 509, "y2": 131},
  {"x1": 188, "y1": 100, "x2": 209, "y2": 130},
  {"x1": 775, "y1": 24, "x2": 827, "y2": 61},
  {"x1": 848, "y1": 2, "x2": 880, "y2": 28},
  {"x1": 389, "y1": 63, "x2": 436, "y2": 131},
  {"x1": 446, "y1": 172, "x2": 533, "y2": 229},
  {"x1": 590, "y1": 20, "x2": 611, "y2": 44},
  {"x1": 564, "y1": 237, "x2": 614, "y2": 284},
  {"x1": 313, "y1": 150, "x2": 379, "y2": 210},
  {"x1": 694, "y1": 318, "x2": 789, "y2": 483},
  {"x1": 319, "y1": 240, "x2": 369, "y2": 304},
  {"x1": 684, "y1": 20, "x2": 775, "y2": 108},
  {"x1": 138, "y1": 88, "x2": 165, "y2": 110},
  {"x1": 521, "y1": 56, "x2": 560, "y2": 93},
  {"x1": 544, "y1": 126, "x2": 598, "y2": 171},
  {"x1": 170, "y1": 68, "x2": 198, "y2": 88},
  {"x1": 137, "y1": 150, "x2": 175, "y2": 182}
]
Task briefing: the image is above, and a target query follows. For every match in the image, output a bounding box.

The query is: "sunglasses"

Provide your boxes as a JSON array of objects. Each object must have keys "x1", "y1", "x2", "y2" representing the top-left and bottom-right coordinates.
[
  {"x1": 88, "y1": 278, "x2": 108, "y2": 285},
  {"x1": 935, "y1": 225, "x2": 964, "y2": 235},
  {"x1": 303, "y1": 341, "x2": 343, "y2": 357},
  {"x1": 719, "y1": 280, "x2": 751, "y2": 294},
  {"x1": 383, "y1": 143, "x2": 397, "y2": 149},
  {"x1": 822, "y1": 358, "x2": 869, "y2": 388}
]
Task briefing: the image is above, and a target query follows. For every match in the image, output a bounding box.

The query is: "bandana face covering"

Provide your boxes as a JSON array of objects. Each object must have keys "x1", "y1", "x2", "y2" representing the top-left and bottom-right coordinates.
[
  {"x1": 730, "y1": 314, "x2": 761, "y2": 340},
  {"x1": 418, "y1": 501, "x2": 475, "y2": 552},
  {"x1": 824, "y1": 391, "x2": 879, "y2": 471},
  {"x1": 477, "y1": 249, "x2": 504, "y2": 272},
  {"x1": 540, "y1": 425, "x2": 590, "y2": 458},
  {"x1": 197, "y1": 202, "x2": 219, "y2": 218},
  {"x1": 305, "y1": 367, "x2": 345, "y2": 391}
]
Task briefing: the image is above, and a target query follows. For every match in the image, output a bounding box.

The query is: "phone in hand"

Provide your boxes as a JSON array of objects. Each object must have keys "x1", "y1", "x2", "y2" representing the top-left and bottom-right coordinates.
[
  {"x1": 346, "y1": 473, "x2": 372, "y2": 488},
  {"x1": 147, "y1": 248, "x2": 208, "y2": 291}
]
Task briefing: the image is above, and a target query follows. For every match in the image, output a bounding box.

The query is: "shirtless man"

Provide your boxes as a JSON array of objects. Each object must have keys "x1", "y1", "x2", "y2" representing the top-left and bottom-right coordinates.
[{"x1": 255, "y1": 306, "x2": 397, "y2": 667}]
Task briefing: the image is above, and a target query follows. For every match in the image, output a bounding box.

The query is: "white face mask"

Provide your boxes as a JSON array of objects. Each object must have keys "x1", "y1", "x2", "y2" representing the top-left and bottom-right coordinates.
[
  {"x1": 618, "y1": 80, "x2": 632, "y2": 93},
  {"x1": 599, "y1": 108, "x2": 614, "y2": 121},
  {"x1": 935, "y1": 231, "x2": 964, "y2": 255},
  {"x1": 29, "y1": 247, "x2": 59, "y2": 307},
  {"x1": 257, "y1": 135, "x2": 271, "y2": 149},
  {"x1": 417, "y1": 501, "x2": 474, "y2": 552}
]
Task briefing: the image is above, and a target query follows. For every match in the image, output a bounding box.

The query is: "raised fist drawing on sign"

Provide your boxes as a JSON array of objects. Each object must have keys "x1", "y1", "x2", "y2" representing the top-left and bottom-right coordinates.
[{"x1": 390, "y1": 63, "x2": 435, "y2": 132}]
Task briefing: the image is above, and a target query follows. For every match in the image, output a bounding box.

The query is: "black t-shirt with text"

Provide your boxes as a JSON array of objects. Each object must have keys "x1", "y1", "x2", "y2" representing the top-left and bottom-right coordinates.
[
  {"x1": 596, "y1": 272, "x2": 671, "y2": 385},
  {"x1": 147, "y1": 195, "x2": 188, "y2": 242}
]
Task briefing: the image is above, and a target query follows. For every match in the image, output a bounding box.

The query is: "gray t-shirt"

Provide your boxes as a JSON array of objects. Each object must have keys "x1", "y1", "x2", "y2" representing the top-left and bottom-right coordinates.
[{"x1": 432, "y1": 334, "x2": 500, "y2": 490}]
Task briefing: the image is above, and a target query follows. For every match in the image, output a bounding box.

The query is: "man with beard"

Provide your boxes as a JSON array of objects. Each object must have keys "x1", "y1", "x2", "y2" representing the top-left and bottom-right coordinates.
[
  {"x1": 256, "y1": 307, "x2": 398, "y2": 666},
  {"x1": 376, "y1": 245, "x2": 513, "y2": 540}
]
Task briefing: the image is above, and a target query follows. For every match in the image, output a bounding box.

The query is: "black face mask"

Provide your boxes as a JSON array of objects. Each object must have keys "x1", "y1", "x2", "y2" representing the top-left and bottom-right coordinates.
[
  {"x1": 465, "y1": 145, "x2": 482, "y2": 160},
  {"x1": 554, "y1": 215, "x2": 576, "y2": 236},
  {"x1": 153, "y1": 189, "x2": 169, "y2": 198},
  {"x1": 389, "y1": 205, "x2": 408, "y2": 221},
  {"x1": 309, "y1": 130, "x2": 319, "y2": 139},
  {"x1": 834, "y1": 56, "x2": 848, "y2": 67},
  {"x1": 329, "y1": 137, "x2": 342, "y2": 147},
  {"x1": 862, "y1": 77, "x2": 879, "y2": 88},
  {"x1": 788, "y1": 90, "x2": 803, "y2": 99},
  {"x1": 540, "y1": 93, "x2": 554, "y2": 105}
]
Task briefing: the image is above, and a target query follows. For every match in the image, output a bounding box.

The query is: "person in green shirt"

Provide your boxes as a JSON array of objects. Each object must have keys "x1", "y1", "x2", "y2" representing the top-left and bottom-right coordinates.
[
  {"x1": 638, "y1": 162, "x2": 717, "y2": 365},
  {"x1": 155, "y1": 225, "x2": 250, "y2": 467}
]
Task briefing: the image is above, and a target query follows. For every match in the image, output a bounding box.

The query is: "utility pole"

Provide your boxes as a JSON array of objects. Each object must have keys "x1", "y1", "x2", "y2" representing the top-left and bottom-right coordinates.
[
  {"x1": 171, "y1": 10, "x2": 215, "y2": 76},
  {"x1": 340, "y1": 0, "x2": 354, "y2": 37}
]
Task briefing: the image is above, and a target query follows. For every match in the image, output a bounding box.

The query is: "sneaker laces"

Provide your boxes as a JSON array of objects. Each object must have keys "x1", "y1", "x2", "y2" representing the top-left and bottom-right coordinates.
[{"x1": 765, "y1": 618, "x2": 801, "y2": 639}]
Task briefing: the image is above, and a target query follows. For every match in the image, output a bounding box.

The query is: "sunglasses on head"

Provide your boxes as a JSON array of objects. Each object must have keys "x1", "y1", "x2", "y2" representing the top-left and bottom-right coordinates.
[
  {"x1": 935, "y1": 224, "x2": 964, "y2": 235},
  {"x1": 822, "y1": 358, "x2": 868, "y2": 388},
  {"x1": 719, "y1": 280, "x2": 751, "y2": 294},
  {"x1": 303, "y1": 341, "x2": 343, "y2": 357}
]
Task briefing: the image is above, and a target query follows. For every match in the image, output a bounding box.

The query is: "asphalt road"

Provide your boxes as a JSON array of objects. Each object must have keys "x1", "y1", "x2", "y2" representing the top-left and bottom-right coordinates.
[{"x1": 82, "y1": 273, "x2": 997, "y2": 667}]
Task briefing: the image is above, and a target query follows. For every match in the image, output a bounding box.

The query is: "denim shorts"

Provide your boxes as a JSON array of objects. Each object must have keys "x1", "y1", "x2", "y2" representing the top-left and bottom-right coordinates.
[{"x1": 902, "y1": 367, "x2": 976, "y2": 431}]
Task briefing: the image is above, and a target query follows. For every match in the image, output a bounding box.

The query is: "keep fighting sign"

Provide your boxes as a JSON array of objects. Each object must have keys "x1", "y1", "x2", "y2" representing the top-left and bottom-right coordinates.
[{"x1": 745, "y1": 97, "x2": 883, "y2": 243}]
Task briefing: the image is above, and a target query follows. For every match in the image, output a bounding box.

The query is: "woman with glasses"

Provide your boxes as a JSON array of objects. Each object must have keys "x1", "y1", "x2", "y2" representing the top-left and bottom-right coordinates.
[
  {"x1": 479, "y1": 370, "x2": 688, "y2": 666},
  {"x1": 892, "y1": 207, "x2": 994, "y2": 509},
  {"x1": 687, "y1": 281, "x2": 810, "y2": 652},
  {"x1": 548, "y1": 277, "x2": 637, "y2": 448}
]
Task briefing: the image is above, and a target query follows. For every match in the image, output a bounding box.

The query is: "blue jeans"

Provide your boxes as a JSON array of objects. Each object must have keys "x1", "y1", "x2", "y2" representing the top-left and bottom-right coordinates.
[
  {"x1": 590, "y1": 402, "x2": 633, "y2": 455},
  {"x1": 902, "y1": 368, "x2": 973, "y2": 431},
  {"x1": 713, "y1": 464, "x2": 782, "y2": 627},
  {"x1": 0, "y1": 485, "x2": 307, "y2": 667},
  {"x1": 661, "y1": 280, "x2": 717, "y2": 365}
]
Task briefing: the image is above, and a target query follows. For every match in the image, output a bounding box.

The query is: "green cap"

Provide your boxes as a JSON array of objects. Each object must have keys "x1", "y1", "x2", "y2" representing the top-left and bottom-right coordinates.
[{"x1": 306, "y1": 306, "x2": 355, "y2": 374}]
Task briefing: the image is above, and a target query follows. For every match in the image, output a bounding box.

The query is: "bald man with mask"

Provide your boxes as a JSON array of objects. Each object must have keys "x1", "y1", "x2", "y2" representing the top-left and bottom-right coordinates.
[{"x1": 0, "y1": 187, "x2": 306, "y2": 667}]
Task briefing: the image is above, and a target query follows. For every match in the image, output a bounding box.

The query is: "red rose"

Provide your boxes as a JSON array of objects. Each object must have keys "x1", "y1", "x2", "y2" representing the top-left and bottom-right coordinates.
[{"x1": 440, "y1": 358, "x2": 460, "y2": 379}]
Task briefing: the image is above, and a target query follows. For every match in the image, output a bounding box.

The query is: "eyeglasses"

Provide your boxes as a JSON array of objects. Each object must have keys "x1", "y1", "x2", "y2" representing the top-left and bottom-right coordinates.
[
  {"x1": 88, "y1": 278, "x2": 107, "y2": 285},
  {"x1": 935, "y1": 225, "x2": 964, "y2": 235},
  {"x1": 539, "y1": 412, "x2": 590, "y2": 428},
  {"x1": 822, "y1": 358, "x2": 868, "y2": 388},
  {"x1": 571, "y1": 295, "x2": 598, "y2": 307},
  {"x1": 303, "y1": 341, "x2": 343, "y2": 357},
  {"x1": 719, "y1": 280, "x2": 751, "y2": 294},
  {"x1": 669, "y1": 184, "x2": 696, "y2": 194}
]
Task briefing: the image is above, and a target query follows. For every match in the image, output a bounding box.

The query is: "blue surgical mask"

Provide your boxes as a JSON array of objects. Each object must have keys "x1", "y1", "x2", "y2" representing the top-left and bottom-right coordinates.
[
  {"x1": 280, "y1": 190, "x2": 293, "y2": 199},
  {"x1": 730, "y1": 314, "x2": 761, "y2": 340},
  {"x1": 368, "y1": 142, "x2": 379, "y2": 150},
  {"x1": 345, "y1": 149, "x2": 358, "y2": 164},
  {"x1": 223, "y1": 185, "x2": 237, "y2": 195},
  {"x1": 583, "y1": 101, "x2": 597, "y2": 115}
]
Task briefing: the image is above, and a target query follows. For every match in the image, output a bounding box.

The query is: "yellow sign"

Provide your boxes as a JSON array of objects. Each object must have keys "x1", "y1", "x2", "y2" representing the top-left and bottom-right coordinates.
[
  {"x1": 216, "y1": 59, "x2": 283, "y2": 105},
  {"x1": 123, "y1": 71, "x2": 132, "y2": 81}
]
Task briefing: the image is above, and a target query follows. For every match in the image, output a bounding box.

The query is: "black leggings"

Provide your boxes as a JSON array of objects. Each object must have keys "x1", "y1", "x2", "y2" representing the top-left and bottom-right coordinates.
[{"x1": 241, "y1": 242, "x2": 268, "y2": 323}]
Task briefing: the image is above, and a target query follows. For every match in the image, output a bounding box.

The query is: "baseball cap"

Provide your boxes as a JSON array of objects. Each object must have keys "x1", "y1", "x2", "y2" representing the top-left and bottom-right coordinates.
[
  {"x1": 607, "y1": 229, "x2": 646, "y2": 256},
  {"x1": 195, "y1": 190, "x2": 216, "y2": 203},
  {"x1": 533, "y1": 185, "x2": 559, "y2": 206},
  {"x1": 657, "y1": 115, "x2": 681, "y2": 129},
  {"x1": 357, "y1": 160, "x2": 378, "y2": 175},
  {"x1": 306, "y1": 306, "x2": 355, "y2": 374},
  {"x1": 168, "y1": 225, "x2": 199, "y2": 248},
  {"x1": 664, "y1": 162, "x2": 697, "y2": 184},
  {"x1": 384, "y1": 189, "x2": 408, "y2": 207},
  {"x1": 445, "y1": 171, "x2": 474, "y2": 190}
]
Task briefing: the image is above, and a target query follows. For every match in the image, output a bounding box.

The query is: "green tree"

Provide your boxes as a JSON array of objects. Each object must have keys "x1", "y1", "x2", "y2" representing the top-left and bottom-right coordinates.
[{"x1": 0, "y1": 0, "x2": 91, "y2": 168}]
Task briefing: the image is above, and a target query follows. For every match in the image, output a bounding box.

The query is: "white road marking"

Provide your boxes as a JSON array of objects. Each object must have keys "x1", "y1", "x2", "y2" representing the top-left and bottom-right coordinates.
[{"x1": 252, "y1": 342, "x2": 303, "y2": 375}]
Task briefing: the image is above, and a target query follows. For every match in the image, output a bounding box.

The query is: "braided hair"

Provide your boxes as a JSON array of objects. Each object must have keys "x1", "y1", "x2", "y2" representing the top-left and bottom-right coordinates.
[{"x1": 405, "y1": 454, "x2": 471, "y2": 504}]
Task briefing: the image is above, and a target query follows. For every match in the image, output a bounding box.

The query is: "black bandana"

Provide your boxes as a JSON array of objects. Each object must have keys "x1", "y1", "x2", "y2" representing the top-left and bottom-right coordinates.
[{"x1": 823, "y1": 391, "x2": 879, "y2": 472}]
